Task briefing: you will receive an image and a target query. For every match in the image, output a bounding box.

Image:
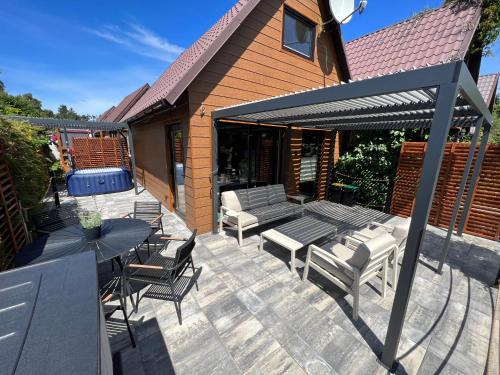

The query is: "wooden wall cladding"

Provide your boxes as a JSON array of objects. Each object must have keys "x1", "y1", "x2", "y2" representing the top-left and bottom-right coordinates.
[
  {"x1": 391, "y1": 142, "x2": 500, "y2": 240},
  {"x1": 0, "y1": 145, "x2": 27, "y2": 270},
  {"x1": 72, "y1": 137, "x2": 129, "y2": 169}
]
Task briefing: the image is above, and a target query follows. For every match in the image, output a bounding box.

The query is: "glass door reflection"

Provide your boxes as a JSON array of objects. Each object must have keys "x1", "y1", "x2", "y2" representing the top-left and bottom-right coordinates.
[{"x1": 170, "y1": 126, "x2": 185, "y2": 218}]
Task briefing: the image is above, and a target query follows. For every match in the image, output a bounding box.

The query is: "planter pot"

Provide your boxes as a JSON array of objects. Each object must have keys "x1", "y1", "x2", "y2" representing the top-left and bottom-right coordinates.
[{"x1": 82, "y1": 226, "x2": 101, "y2": 241}]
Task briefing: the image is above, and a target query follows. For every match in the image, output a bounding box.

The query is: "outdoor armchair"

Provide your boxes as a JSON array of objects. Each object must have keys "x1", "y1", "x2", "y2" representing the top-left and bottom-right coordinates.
[
  {"x1": 123, "y1": 230, "x2": 198, "y2": 325},
  {"x1": 303, "y1": 232, "x2": 397, "y2": 320},
  {"x1": 352, "y1": 218, "x2": 411, "y2": 289}
]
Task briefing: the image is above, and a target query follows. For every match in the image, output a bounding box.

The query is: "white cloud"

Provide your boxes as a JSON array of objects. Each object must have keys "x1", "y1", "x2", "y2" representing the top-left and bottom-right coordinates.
[{"x1": 86, "y1": 23, "x2": 184, "y2": 62}]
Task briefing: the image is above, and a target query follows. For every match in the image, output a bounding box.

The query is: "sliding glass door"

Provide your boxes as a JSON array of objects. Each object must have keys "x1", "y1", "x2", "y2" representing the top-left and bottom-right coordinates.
[
  {"x1": 169, "y1": 125, "x2": 185, "y2": 218},
  {"x1": 217, "y1": 124, "x2": 283, "y2": 193}
]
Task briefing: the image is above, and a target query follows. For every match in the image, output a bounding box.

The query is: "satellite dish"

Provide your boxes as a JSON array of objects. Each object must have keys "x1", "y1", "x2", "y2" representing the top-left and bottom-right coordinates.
[{"x1": 329, "y1": 0, "x2": 355, "y2": 24}]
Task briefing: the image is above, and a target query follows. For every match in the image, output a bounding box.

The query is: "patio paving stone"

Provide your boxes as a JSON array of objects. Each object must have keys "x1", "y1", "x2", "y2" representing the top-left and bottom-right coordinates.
[{"x1": 56, "y1": 186, "x2": 498, "y2": 374}]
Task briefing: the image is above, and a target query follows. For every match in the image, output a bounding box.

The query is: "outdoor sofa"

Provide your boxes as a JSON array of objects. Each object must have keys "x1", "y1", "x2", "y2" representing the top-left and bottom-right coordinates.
[{"x1": 219, "y1": 184, "x2": 304, "y2": 245}]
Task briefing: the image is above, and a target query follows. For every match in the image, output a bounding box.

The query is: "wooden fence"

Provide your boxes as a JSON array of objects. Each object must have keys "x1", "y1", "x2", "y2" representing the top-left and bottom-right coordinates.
[
  {"x1": 0, "y1": 145, "x2": 28, "y2": 270},
  {"x1": 72, "y1": 137, "x2": 129, "y2": 169},
  {"x1": 391, "y1": 142, "x2": 500, "y2": 240}
]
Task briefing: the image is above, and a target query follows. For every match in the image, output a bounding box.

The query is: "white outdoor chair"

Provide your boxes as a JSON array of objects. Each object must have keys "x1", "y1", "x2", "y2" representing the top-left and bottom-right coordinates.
[
  {"x1": 303, "y1": 232, "x2": 397, "y2": 320},
  {"x1": 352, "y1": 218, "x2": 411, "y2": 289}
]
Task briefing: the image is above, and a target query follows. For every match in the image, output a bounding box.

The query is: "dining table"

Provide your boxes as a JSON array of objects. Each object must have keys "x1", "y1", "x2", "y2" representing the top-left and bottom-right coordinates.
[{"x1": 15, "y1": 218, "x2": 152, "y2": 267}]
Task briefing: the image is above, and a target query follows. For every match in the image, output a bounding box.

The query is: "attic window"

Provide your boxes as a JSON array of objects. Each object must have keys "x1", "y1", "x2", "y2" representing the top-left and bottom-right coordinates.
[{"x1": 282, "y1": 7, "x2": 315, "y2": 60}]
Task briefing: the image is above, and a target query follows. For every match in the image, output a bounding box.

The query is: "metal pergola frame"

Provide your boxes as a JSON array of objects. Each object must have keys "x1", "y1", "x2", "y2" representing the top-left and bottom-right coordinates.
[
  {"x1": 211, "y1": 61, "x2": 493, "y2": 370},
  {"x1": 2, "y1": 116, "x2": 140, "y2": 194}
]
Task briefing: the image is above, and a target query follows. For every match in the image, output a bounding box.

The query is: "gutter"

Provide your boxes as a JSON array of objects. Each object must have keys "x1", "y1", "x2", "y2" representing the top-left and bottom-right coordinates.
[{"x1": 126, "y1": 99, "x2": 173, "y2": 125}]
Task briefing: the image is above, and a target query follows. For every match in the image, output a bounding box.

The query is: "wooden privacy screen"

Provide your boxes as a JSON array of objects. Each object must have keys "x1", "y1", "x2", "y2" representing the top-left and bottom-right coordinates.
[
  {"x1": 72, "y1": 137, "x2": 129, "y2": 169},
  {"x1": 0, "y1": 145, "x2": 28, "y2": 270},
  {"x1": 391, "y1": 142, "x2": 500, "y2": 240}
]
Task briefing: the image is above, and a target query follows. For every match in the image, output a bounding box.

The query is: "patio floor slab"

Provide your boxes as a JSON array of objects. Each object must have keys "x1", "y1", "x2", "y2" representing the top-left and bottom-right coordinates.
[{"x1": 57, "y1": 186, "x2": 499, "y2": 374}]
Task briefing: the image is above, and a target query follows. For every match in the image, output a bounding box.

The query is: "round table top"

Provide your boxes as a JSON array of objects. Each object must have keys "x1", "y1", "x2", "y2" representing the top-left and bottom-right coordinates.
[{"x1": 16, "y1": 218, "x2": 152, "y2": 267}]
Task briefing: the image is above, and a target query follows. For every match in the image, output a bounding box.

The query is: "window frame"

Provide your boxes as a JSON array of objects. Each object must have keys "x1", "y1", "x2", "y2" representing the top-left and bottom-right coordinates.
[{"x1": 281, "y1": 6, "x2": 316, "y2": 61}]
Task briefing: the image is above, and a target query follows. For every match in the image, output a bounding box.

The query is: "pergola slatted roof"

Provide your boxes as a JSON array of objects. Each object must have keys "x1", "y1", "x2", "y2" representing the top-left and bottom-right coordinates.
[
  {"x1": 213, "y1": 62, "x2": 491, "y2": 131},
  {"x1": 2, "y1": 116, "x2": 128, "y2": 131}
]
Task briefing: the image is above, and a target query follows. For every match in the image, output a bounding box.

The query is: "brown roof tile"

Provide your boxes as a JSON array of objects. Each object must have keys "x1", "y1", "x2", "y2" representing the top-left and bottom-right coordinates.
[
  {"x1": 98, "y1": 106, "x2": 115, "y2": 122},
  {"x1": 345, "y1": 4, "x2": 481, "y2": 79},
  {"x1": 477, "y1": 73, "x2": 499, "y2": 107},
  {"x1": 123, "y1": 0, "x2": 261, "y2": 121},
  {"x1": 105, "y1": 83, "x2": 150, "y2": 122}
]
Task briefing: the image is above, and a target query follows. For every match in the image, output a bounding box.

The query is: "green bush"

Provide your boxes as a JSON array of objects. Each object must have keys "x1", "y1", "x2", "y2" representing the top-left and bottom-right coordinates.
[
  {"x1": 334, "y1": 129, "x2": 427, "y2": 210},
  {"x1": 335, "y1": 142, "x2": 391, "y2": 210},
  {"x1": 0, "y1": 118, "x2": 49, "y2": 208}
]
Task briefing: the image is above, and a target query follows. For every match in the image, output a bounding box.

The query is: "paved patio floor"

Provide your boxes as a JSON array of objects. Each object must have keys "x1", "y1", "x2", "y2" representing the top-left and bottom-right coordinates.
[{"x1": 60, "y1": 186, "x2": 499, "y2": 375}]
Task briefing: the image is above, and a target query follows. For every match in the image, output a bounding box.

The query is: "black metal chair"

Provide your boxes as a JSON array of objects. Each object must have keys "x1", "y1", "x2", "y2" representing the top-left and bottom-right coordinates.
[
  {"x1": 30, "y1": 207, "x2": 79, "y2": 235},
  {"x1": 124, "y1": 230, "x2": 198, "y2": 325},
  {"x1": 101, "y1": 292, "x2": 136, "y2": 348},
  {"x1": 123, "y1": 201, "x2": 164, "y2": 257}
]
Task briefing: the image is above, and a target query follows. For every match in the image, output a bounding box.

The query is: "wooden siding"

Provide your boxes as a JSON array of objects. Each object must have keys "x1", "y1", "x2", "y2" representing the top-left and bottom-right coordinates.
[
  {"x1": 391, "y1": 142, "x2": 500, "y2": 241},
  {"x1": 132, "y1": 100, "x2": 189, "y2": 212},
  {"x1": 187, "y1": 0, "x2": 343, "y2": 233}
]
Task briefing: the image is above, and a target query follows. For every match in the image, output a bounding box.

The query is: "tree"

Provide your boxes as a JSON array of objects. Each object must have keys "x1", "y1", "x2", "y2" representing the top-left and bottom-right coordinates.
[
  {"x1": 446, "y1": 0, "x2": 500, "y2": 77},
  {"x1": 335, "y1": 129, "x2": 427, "y2": 210},
  {"x1": 56, "y1": 104, "x2": 88, "y2": 120},
  {"x1": 0, "y1": 91, "x2": 55, "y2": 117},
  {"x1": 0, "y1": 82, "x2": 91, "y2": 119}
]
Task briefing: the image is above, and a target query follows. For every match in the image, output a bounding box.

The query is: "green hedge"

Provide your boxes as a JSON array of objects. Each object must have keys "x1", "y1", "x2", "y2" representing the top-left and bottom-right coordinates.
[{"x1": 0, "y1": 118, "x2": 49, "y2": 208}]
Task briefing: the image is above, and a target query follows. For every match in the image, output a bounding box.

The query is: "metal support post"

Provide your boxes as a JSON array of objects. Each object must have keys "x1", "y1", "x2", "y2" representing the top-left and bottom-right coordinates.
[
  {"x1": 437, "y1": 117, "x2": 483, "y2": 273},
  {"x1": 456, "y1": 125, "x2": 491, "y2": 235},
  {"x1": 127, "y1": 125, "x2": 139, "y2": 195},
  {"x1": 212, "y1": 119, "x2": 219, "y2": 234},
  {"x1": 380, "y1": 83, "x2": 459, "y2": 370}
]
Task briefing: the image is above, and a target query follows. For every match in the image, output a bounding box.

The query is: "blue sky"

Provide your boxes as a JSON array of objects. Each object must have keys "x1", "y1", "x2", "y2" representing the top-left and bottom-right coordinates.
[{"x1": 1, "y1": 0, "x2": 498, "y2": 115}]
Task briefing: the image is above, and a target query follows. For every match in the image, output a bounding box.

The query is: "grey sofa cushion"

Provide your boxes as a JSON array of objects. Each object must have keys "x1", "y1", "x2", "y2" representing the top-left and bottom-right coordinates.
[
  {"x1": 246, "y1": 186, "x2": 269, "y2": 209},
  {"x1": 246, "y1": 201, "x2": 302, "y2": 223},
  {"x1": 234, "y1": 189, "x2": 250, "y2": 210},
  {"x1": 329, "y1": 242, "x2": 368, "y2": 269},
  {"x1": 267, "y1": 184, "x2": 287, "y2": 205},
  {"x1": 221, "y1": 190, "x2": 243, "y2": 212},
  {"x1": 311, "y1": 249, "x2": 354, "y2": 285},
  {"x1": 392, "y1": 219, "x2": 411, "y2": 248},
  {"x1": 228, "y1": 212, "x2": 258, "y2": 227},
  {"x1": 357, "y1": 233, "x2": 396, "y2": 265}
]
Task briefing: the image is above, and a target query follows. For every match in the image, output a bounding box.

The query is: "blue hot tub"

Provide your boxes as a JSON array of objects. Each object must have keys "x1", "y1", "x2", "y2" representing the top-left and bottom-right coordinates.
[{"x1": 66, "y1": 167, "x2": 133, "y2": 196}]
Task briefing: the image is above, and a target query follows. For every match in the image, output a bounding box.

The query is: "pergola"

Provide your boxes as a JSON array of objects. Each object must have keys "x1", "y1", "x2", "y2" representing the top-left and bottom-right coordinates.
[
  {"x1": 3, "y1": 116, "x2": 140, "y2": 194},
  {"x1": 211, "y1": 61, "x2": 493, "y2": 369}
]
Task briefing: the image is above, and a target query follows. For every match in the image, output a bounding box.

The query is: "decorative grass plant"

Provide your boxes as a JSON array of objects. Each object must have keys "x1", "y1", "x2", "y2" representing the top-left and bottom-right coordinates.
[{"x1": 78, "y1": 210, "x2": 102, "y2": 229}]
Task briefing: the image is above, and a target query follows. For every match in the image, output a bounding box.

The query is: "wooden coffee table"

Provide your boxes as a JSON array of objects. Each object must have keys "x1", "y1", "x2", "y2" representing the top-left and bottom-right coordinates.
[{"x1": 259, "y1": 216, "x2": 337, "y2": 271}]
